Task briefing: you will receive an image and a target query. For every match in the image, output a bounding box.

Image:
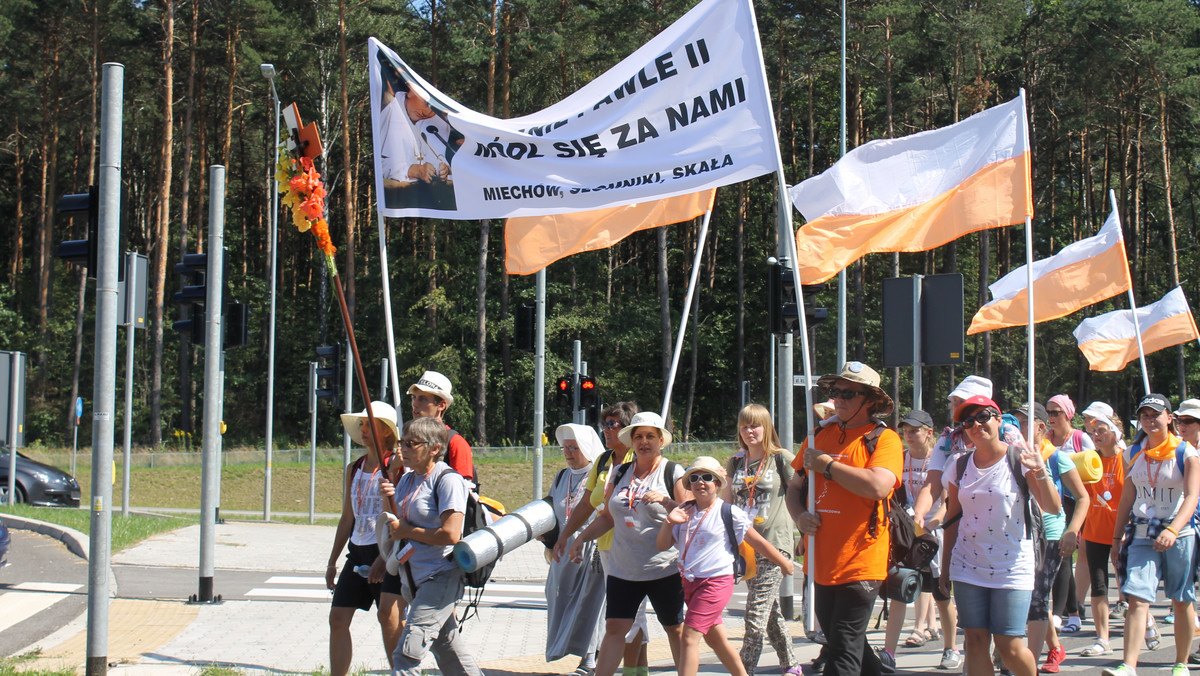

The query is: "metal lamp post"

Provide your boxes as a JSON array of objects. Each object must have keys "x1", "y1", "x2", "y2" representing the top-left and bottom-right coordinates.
[{"x1": 260, "y1": 63, "x2": 280, "y2": 521}]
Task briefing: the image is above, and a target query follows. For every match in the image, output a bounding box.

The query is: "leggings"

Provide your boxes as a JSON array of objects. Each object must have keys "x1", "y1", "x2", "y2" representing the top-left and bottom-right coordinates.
[{"x1": 1085, "y1": 539, "x2": 1114, "y2": 597}]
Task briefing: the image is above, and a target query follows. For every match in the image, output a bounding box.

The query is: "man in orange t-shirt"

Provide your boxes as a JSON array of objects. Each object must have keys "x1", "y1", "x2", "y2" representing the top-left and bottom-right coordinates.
[{"x1": 786, "y1": 361, "x2": 902, "y2": 676}]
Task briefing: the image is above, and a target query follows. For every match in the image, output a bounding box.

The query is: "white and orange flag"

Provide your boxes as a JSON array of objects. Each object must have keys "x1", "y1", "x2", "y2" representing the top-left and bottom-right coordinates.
[
  {"x1": 504, "y1": 190, "x2": 716, "y2": 275},
  {"x1": 789, "y1": 92, "x2": 1032, "y2": 284},
  {"x1": 1073, "y1": 287, "x2": 1200, "y2": 371},
  {"x1": 968, "y1": 208, "x2": 1132, "y2": 334}
]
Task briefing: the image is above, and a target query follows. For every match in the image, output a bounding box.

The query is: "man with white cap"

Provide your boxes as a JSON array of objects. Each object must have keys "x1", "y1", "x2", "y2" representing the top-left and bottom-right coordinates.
[{"x1": 408, "y1": 370, "x2": 475, "y2": 482}]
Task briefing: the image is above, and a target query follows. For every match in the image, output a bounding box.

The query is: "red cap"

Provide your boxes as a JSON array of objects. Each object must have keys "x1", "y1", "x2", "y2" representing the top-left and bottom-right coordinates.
[{"x1": 954, "y1": 395, "x2": 1000, "y2": 423}]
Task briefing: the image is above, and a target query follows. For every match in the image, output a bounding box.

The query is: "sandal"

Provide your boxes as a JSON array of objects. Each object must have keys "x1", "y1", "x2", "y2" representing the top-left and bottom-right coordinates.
[
  {"x1": 925, "y1": 627, "x2": 941, "y2": 641},
  {"x1": 904, "y1": 631, "x2": 927, "y2": 647},
  {"x1": 1081, "y1": 640, "x2": 1111, "y2": 657}
]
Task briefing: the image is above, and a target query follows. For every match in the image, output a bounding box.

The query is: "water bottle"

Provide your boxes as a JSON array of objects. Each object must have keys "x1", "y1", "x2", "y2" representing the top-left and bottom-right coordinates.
[{"x1": 353, "y1": 565, "x2": 371, "y2": 578}]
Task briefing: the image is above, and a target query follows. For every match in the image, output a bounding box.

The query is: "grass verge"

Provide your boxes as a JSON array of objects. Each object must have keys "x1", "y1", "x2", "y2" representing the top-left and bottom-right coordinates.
[
  {"x1": 0, "y1": 651, "x2": 74, "y2": 676},
  {"x1": 0, "y1": 503, "x2": 195, "y2": 552}
]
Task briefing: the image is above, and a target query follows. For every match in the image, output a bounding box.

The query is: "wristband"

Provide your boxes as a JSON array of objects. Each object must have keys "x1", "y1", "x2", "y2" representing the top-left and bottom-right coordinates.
[
  {"x1": 823, "y1": 459, "x2": 836, "y2": 481},
  {"x1": 1165, "y1": 526, "x2": 1179, "y2": 536}
]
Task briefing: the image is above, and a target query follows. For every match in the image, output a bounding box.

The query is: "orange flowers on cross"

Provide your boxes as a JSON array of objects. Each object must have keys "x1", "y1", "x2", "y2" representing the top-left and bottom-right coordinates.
[{"x1": 277, "y1": 107, "x2": 337, "y2": 266}]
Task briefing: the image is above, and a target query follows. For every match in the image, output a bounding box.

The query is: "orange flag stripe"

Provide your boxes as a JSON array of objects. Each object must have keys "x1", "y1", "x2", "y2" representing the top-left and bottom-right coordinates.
[
  {"x1": 794, "y1": 153, "x2": 1031, "y2": 284},
  {"x1": 504, "y1": 190, "x2": 717, "y2": 275},
  {"x1": 1078, "y1": 312, "x2": 1200, "y2": 372},
  {"x1": 967, "y1": 240, "x2": 1131, "y2": 334}
]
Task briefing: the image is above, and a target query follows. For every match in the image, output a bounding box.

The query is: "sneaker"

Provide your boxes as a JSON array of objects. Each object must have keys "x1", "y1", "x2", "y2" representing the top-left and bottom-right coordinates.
[
  {"x1": 1100, "y1": 665, "x2": 1137, "y2": 676},
  {"x1": 1081, "y1": 639, "x2": 1111, "y2": 657},
  {"x1": 807, "y1": 655, "x2": 826, "y2": 675},
  {"x1": 1042, "y1": 645, "x2": 1066, "y2": 673},
  {"x1": 1062, "y1": 615, "x2": 1082, "y2": 633},
  {"x1": 876, "y1": 648, "x2": 896, "y2": 674},
  {"x1": 808, "y1": 630, "x2": 827, "y2": 645},
  {"x1": 783, "y1": 667, "x2": 805, "y2": 676},
  {"x1": 939, "y1": 648, "x2": 964, "y2": 670},
  {"x1": 1191, "y1": 647, "x2": 1200, "y2": 665},
  {"x1": 1111, "y1": 600, "x2": 1129, "y2": 619},
  {"x1": 1171, "y1": 664, "x2": 1188, "y2": 676},
  {"x1": 1165, "y1": 609, "x2": 1176, "y2": 624}
]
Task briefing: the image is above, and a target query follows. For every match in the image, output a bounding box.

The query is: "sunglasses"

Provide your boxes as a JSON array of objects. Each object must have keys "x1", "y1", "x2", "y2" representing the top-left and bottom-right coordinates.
[
  {"x1": 959, "y1": 410, "x2": 998, "y2": 429},
  {"x1": 1047, "y1": 410, "x2": 1066, "y2": 418},
  {"x1": 1176, "y1": 417, "x2": 1200, "y2": 426},
  {"x1": 827, "y1": 387, "x2": 865, "y2": 401},
  {"x1": 689, "y1": 473, "x2": 717, "y2": 484},
  {"x1": 400, "y1": 439, "x2": 426, "y2": 450},
  {"x1": 602, "y1": 421, "x2": 624, "y2": 430}
]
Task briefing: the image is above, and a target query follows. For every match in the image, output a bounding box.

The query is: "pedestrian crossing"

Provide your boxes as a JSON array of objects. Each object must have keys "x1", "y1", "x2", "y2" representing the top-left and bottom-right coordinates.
[
  {"x1": 0, "y1": 582, "x2": 84, "y2": 633},
  {"x1": 241, "y1": 575, "x2": 749, "y2": 611}
]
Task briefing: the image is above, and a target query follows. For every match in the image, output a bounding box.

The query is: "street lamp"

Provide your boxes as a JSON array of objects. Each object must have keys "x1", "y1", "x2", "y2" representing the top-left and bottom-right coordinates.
[{"x1": 261, "y1": 62, "x2": 280, "y2": 521}]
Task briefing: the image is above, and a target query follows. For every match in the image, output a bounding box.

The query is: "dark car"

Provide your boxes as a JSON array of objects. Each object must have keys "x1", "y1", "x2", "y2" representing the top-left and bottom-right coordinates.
[
  {"x1": 0, "y1": 516, "x2": 9, "y2": 567},
  {"x1": 0, "y1": 451, "x2": 82, "y2": 507}
]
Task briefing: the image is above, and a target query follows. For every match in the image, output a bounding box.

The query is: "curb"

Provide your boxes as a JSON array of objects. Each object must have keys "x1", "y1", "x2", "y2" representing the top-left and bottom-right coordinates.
[{"x1": 3, "y1": 513, "x2": 90, "y2": 560}]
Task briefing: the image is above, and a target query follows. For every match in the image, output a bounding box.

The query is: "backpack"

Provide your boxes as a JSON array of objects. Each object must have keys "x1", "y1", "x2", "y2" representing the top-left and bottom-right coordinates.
[
  {"x1": 861, "y1": 424, "x2": 939, "y2": 575},
  {"x1": 610, "y1": 458, "x2": 682, "y2": 501},
  {"x1": 952, "y1": 445, "x2": 1047, "y2": 574},
  {"x1": 719, "y1": 501, "x2": 756, "y2": 580},
  {"x1": 446, "y1": 428, "x2": 480, "y2": 490}
]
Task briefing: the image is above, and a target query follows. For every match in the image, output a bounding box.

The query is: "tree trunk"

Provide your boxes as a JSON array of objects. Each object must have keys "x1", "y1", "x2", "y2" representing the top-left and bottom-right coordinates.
[
  {"x1": 338, "y1": 0, "x2": 356, "y2": 319},
  {"x1": 149, "y1": 0, "x2": 176, "y2": 445},
  {"x1": 1158, "y1": 90, "x2": 1185, "y2": 396},
  {"x1": 34, "y1": 30, "x2": 62, "y2": 376}
]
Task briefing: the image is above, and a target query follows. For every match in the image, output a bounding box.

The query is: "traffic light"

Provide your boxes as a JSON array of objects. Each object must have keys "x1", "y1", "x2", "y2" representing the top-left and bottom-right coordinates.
[
  {"x1": 579, "y1": 375, "x2": 598, "y2": 408},
  {"x1": 555, "y1": 376, "x2": 572, "y2": 410},
  {"x1": 223, "y1": 302, "x2": 249, "y2": 350},
  {"x1": 172, "y1": 253, "x2": 209, "y2": 343},
  {"x1": 767, "y1": 261, "x2": 798, "y2": 335},
  {"x1": 55, "y1": 186, "x2": 99, "y2": 278},
  {"x1": 315, "y1": 344, "x2": 343, "y2": 407},
  {"x1": 802, "y1": 283, "x2": 829, "y2": 327},
  {"x1": 515, "y1": 304, "x2": 535, "y2": 352}
]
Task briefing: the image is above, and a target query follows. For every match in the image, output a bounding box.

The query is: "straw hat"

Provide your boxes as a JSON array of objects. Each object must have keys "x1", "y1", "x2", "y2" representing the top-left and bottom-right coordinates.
[
  {"x1": 617, "y1": 411, "x2": 673, "y2": 448},
  {"x1": 681, "y1": 456, "x2": 726, "y2": 488},
  {"x1": 816, "y1": 361, "x2": 894, "y2": 418},
  {"x1": 340, "y1": 401, "x2": 399, "y2": 447}
]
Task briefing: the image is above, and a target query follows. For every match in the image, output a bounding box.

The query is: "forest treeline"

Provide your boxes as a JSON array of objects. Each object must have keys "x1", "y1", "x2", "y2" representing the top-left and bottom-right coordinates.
[{"x1": 0, "y1": 0, "x2": 1198, "y2": 450}]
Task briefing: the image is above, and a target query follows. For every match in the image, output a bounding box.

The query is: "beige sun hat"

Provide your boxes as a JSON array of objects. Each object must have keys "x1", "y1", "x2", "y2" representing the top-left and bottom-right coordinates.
[
  {"x1": 681, "y1": 456, "x2": 726, "y2": 488},
  {"x1": 340, "y1": 401, "x2": 399, "y2": 447},
  {"x1": 617, "y1": 411, "x2": 673, "y2": 448},
  {"x1": 816, "y1": 361, "x2": 894, "y2": 418}
]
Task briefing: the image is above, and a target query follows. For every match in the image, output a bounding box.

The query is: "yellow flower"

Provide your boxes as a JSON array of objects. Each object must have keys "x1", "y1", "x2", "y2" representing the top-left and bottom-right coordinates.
[{"x1": 293, "y1": 209, "x2": 312, "y2": 233}]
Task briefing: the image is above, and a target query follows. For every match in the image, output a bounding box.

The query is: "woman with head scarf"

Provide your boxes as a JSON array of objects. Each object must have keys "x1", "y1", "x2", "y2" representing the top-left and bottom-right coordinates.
[
  {"x1": 545, "y1": 423, "x2": 608, "y2": 675},
  {"x1": 1044, "y1": 394, "x2": 1093, "y2": 635}
]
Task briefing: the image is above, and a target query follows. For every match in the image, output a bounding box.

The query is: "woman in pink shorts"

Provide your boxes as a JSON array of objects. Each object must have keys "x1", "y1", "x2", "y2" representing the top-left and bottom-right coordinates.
[{"x1": 656, "y1": 456, "x2": 794, "y2": 676}]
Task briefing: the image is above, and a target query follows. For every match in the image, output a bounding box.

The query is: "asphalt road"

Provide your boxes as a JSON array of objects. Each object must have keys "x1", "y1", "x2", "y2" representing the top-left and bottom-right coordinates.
[{"x1": 0, "y1": 530, "x2": 88, "y2": 656}]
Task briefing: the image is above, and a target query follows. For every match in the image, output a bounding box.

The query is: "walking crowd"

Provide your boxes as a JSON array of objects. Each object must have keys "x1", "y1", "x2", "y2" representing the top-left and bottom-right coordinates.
[{"x1": 319, "y1": 365, "x2": 1200, "y2": 676}]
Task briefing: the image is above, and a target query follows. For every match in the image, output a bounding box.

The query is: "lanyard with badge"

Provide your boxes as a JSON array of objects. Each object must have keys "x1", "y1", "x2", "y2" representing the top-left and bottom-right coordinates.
[
  {"x1": 622, "y1": 456, "x2": 661, "y2": 527},
  {"x1": 741, "y1": 455, "x2": 769, "y2": 525},
  {"x1": 678, "y1": 503, "x2": 715, "y2": 581}
]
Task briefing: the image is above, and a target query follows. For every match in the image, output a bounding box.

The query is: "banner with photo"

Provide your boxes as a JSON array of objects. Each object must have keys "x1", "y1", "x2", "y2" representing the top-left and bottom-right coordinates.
[{"x1": 368, "y1": 0, "x2": 776, "y2": 220}]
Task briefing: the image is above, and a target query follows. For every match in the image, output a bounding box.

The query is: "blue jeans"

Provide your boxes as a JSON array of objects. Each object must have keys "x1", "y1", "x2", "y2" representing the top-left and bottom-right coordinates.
[{"x1": 1122, "y1": 535, "x2": 1197, "y2": 603}]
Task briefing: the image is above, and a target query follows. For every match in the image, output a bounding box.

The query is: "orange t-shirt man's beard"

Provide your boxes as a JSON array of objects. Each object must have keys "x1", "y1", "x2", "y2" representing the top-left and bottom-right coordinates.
[{"x1": 792, "y1": 422, "x2": 903, "y2": 586}]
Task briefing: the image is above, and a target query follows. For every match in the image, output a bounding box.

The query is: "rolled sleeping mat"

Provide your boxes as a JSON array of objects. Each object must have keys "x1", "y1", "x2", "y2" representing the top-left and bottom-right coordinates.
[
  {"x1": 453, "y1": 498, "x2": 556, "y2": 573},
  {"x1": 1070, "y1": 450, "x2": 1103, "y2": 484},
  {"x1": 884, "y1": 567, "x2": 921, "y2": 604}
]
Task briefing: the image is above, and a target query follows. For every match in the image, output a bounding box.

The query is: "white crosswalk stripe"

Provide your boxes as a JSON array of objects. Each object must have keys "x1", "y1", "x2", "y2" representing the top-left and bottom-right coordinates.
[{"x1": 0, "y1": 582, "x2": 84, "y2": 633}]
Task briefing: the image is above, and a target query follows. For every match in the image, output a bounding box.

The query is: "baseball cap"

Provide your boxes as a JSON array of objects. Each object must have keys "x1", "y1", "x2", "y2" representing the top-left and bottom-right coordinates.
[
  {"x1": 954, "y1": 395, "x2": 1000, "y2": 423},
  {"x1": 1137, "y1": 393, "x2": 1171, "y2": 414},
  {"x1": 900, "y1": 410, "x2": 934, "y2": 429},
  {"x1": 1013, "y1": 401, "x2": 1048, "y2": 423},
  {"x1": 407, "y1": 370, "x2": 454, "y2": 406}
]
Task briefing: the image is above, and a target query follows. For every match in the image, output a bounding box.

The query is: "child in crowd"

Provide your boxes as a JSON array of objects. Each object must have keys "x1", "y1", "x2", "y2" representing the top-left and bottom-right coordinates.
[{"x1": 657, "y1": 457, "x2": 794, "y2": 676}]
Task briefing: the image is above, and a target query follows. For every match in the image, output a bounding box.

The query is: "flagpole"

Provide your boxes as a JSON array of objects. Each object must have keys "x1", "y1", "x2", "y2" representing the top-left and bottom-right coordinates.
[
  {"x1": 374, "y1": 208, "x2": 404, "y2": 417},
  {"x1": 1025, "y1": 215, "x2": 1036, "y2": 448},
  {"x1": 661, "y1": 207, "x2": 714, "y2": 421},
  {"x1": 836, "y1": 0, "x2": 847, "y2": 369},
  {"x1": 743, "y1": 0, "x2": 816, "y2": 631},
  {"x1": 1109, "y1": 190, "x2": 1151, "y2": 396}
]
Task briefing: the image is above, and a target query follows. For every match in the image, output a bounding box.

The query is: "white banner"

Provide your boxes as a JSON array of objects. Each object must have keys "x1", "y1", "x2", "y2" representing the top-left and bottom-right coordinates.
[{"x1": 368, "y1": 0, "x2": 776, "y2": 220}]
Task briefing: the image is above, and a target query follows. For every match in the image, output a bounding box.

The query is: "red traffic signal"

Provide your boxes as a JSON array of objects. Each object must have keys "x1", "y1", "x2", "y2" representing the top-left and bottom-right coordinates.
[{"x1": 579, "y1": 375, "x2": 598, "y2": 407}]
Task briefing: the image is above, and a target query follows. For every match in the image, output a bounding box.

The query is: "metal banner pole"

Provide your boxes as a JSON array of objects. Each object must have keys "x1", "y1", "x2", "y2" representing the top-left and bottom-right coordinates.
[{"x1": 195, "y1": 165, "x2": 225, "y2": 604}]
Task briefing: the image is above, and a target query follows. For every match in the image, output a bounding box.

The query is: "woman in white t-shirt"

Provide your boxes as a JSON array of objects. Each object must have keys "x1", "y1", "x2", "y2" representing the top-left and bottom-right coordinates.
[
  {"x1": 1101, "y1": 394, "x2": 1200, "y2": 676},
  {"x1": 940, "y1": 396, "x2": 1060, "y2": 676}
]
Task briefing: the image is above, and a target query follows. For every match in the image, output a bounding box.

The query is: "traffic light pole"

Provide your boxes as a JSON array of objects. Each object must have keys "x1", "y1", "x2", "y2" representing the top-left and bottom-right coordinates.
[
  {"x1": 572, "y1": 342, "x2": 583, "y2": 425},
  {"x1": 86, "y1": 62, "x2": 123, "y2": 676},
  {"x1": 121, "y1": 252, "x2": 137, "y2": 516},
  {"x1": 532, "y1": 269, "x2": 546, "y2": 499},
  {"x1": 309, "y1": 361, "x2": 318, "y2": 525},
  {"x1": 195, "y1": 165, "x2": 225, "y2": 604}
]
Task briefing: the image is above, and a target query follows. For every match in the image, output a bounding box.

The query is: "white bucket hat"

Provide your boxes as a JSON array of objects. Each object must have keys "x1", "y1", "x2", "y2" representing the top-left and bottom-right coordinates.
[
  {"x1": 1175, "y1": 399, "x2": 1200, "y2": 420},
  {"x1": 407, "y1": 370, "x2": 454, "y2": 406},
  {"x1": 340, "y1": 401, "x2": 399, "y2": 447},
  {"x1": 1082, "y1": 401, "x2": 1115, "y2": 420},
  {"x1": 948, "y1": 375, "x2": 992, "y2": 402},
  {"x1": 617, "y1": 411, "x2": 673, "y2": 448}
]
